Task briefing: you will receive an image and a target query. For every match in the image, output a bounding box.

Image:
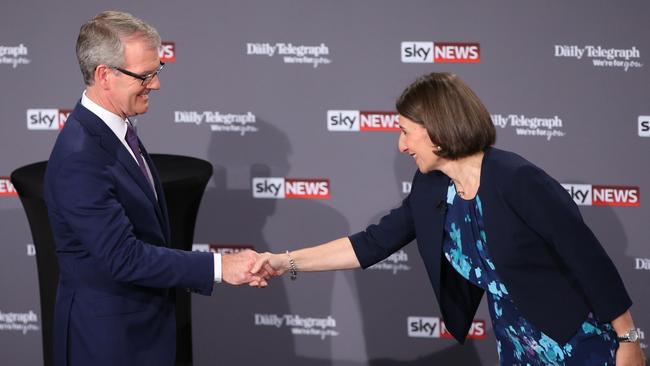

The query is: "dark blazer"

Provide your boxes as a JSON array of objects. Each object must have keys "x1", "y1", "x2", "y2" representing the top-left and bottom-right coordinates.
[
  {"x1": 44, "y1": 103, "x2": 214, "y2": 366},
  {"x1": 350, "y1": 147, "x2": 631, "y2": 344}
]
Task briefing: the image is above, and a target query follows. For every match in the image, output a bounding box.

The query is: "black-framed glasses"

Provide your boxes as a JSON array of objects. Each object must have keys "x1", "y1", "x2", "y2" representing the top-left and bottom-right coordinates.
[{"x1": 112, "y1": 62, "x2": 165, "y2": 86}]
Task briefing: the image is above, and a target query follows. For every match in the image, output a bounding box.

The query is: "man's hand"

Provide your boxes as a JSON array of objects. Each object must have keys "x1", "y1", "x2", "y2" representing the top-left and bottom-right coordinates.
[{"x1": 221, "y1": 250, "x2": 272, "y2": 287}]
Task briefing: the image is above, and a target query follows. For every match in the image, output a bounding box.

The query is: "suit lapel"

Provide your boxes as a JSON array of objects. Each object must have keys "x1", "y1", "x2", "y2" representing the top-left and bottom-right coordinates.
[
  {"x1": 140, "y1": 146, "x2": 171, "y2": 244},
  {"x1": 73, "y1": 103, "x2": 168, "y2": 241}
]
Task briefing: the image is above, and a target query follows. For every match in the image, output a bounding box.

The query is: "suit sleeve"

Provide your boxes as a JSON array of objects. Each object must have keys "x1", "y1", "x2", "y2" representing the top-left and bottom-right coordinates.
[
  {"x1": 50, "y1": 153, "x2": 214, "y2": 295},
  {"x1": 349, "y1": 192, "x2": 416, "y2": 269},
  {"x1": 503, "y1": 164, "x2": 631, "y2": 321}
]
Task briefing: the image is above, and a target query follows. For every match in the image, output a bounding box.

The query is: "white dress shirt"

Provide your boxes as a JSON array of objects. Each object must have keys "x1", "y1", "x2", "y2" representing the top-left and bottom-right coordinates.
[{"x1": 80, "y1": 91, "x2": 222, "y2": 283}]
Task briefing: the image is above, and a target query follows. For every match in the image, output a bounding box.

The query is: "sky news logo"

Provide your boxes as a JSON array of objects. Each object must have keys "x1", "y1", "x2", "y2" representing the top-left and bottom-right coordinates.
[
  {"x1": 562, "y1": 184, "x2": 640, "y2": 207},
  {"x1": 407, "y1": 316, "x2": 486, "y2": 339},
  {"x1": 0, "y1": 177, "x2": 17, "y2": 196},
  {"x1": 401, "y1": 42, "x2": 480, "y2": 63},
  {"x1": 27, "y1": 109, "x2": 71, "y2": 130},
  {"x1": 191, "y1": 244, "x2": 255, "y2": 254},
  {"x1": 327, "y1": 110, "x2": 399, "y2": 131},
  {"x1": 252, "y1": 178, "x2": 330, "y2": 199},
  {"x1": 639, "y1": 116, "x2": 650, "y2": 137},
  {"x1": 159, "y1": 41, "x2": 176, "y2": 62}
]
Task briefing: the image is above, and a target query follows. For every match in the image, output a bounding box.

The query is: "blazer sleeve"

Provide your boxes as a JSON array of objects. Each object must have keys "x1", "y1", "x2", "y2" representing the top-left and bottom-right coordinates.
[
  {"x1": 49, "y1": 153, "x2": 214, "y2": 295},
  {"x1": 502, "y1": 164, "x2": 631, "y2": 321},
  {"x1": 348, "y1": 194, "x2": 416, "y2": 269}
]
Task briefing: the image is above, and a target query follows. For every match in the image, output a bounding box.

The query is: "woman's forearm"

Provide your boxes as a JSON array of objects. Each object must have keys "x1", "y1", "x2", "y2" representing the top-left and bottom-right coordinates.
[
  {"x1": 611, "y1": 310, "x2": 636, "y2": 336},
  {"x1": 288, "y1": 237, "x2": 361, "y2": 272},
  {"x1": 253, "y1": 237, "x2": 361, "y2": 276}
]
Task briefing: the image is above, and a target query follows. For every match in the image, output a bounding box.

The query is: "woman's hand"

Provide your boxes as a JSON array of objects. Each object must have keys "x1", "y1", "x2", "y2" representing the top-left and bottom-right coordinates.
[
  {"x1": 249, "y1": 252, "x2": 288, "y2": 286},
  {"x1": 248, "y1": 237, "x2": 361, "y2": 288},
  {"x1": 615, "y1": 342, "x2": 645, "y2": 366}
]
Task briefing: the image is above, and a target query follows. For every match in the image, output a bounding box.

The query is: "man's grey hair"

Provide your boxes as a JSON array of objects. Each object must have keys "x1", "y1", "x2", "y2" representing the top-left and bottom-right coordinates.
[{"x1": 76, "y1": 10, "x2": 161, "y2": 86}]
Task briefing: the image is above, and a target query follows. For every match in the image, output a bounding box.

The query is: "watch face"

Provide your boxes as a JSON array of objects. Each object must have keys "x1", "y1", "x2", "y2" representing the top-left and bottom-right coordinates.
[{"x1": 628, "y1": 329, "x2": 639, "y2": 342}]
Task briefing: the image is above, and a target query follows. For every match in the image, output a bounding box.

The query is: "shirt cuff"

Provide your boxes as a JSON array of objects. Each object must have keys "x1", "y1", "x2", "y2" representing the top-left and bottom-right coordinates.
[{"x1": 213, "y1": 253, "x2": 222, "y2": 283}]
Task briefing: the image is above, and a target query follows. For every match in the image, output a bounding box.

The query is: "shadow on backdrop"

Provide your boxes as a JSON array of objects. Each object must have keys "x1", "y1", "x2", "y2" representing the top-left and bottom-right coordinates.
[{"x1": 193, "y1": 120, "x2": 351, "y2": 365}]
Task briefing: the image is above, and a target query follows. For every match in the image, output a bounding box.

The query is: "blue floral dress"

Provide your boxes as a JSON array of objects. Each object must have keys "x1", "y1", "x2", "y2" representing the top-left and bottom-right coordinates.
[{"x1": 442, "y1": 183, "x2": 618, "y2": 365}]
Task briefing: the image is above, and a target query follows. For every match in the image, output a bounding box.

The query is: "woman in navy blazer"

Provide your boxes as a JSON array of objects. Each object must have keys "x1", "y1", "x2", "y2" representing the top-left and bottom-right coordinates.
[{"x1": 253, "y1": 73, "x2": 644, "y2": 365}]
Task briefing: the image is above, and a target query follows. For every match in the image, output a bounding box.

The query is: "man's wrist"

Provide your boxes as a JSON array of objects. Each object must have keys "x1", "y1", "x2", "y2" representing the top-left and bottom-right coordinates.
[{"x1": 213, "y1": 253, "x2": 222, "y2": 283}]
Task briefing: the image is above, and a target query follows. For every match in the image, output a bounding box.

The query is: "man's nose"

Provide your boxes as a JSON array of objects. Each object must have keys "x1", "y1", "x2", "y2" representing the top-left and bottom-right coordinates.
[{"x1": 146, "y1": 74, "x2": 161, "y2": 90}]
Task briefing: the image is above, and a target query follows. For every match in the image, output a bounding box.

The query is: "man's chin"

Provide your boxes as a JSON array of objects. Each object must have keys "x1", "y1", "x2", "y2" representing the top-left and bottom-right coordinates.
[{"x1": 133, "y1": 104, "x2": 149, "y2": 115}]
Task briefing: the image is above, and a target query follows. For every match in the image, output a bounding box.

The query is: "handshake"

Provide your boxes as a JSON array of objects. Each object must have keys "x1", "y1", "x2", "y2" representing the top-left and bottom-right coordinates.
[
  {"x1": 221, "y1": 250, "x2": 289, "y2": 287},
  {"x1": 219, "y1": 237, "x2": 357, "y2": 286}
]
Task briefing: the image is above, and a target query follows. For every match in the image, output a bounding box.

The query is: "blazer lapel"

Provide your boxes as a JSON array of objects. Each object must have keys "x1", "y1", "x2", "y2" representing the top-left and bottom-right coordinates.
[{"x1": 413, "y1": 171, "x2": 449, "y2": 299}]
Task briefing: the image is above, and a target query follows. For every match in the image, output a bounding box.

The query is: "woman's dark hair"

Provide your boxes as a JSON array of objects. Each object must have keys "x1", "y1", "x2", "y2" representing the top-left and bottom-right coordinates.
[{"x1": 396, "y1": 72, "x2": 496, "y2": 159}]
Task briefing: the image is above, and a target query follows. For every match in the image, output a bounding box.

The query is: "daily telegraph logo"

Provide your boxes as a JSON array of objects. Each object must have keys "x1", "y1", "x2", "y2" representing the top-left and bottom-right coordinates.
[
  {"x1": 327, "y1": 110, "x2": 399, "y2": 131},
  {"x1": 554, "y1": 45, "x2": 643, "y2": 71},
  {"x1": 246, "y1": 42, "x2": 331, "y2": 68},
  {"x1": 402, "y1": 182, "x2": 412, "y2": 194},
  {"x1": 252, "y1": 178, "x2": 330, "y2": 199},
  {"x1": 174, "y1": 110, "x2": 258, "y2": 136},
  {"x1": 368, "y1": 250, "x2": 411, "y2": 274},
  {"x1": 0, "y1": 177, "x2": 17, "y2": 196},
  {"x1": 27, "y1": 109, "x2": 71, "y2": 130},
  {"x1": 254, "y1": 313, "x2": 339, "y2": 340},
  {"x1": 0, "y1": 44, "x2": 30, "y2": 68},
  {"x1": 492, "y1": 114, "x2": 565, "y2": 141},
  {"x1": 562, "y1": 184, "x2": 640, "y2": 207},
  {"x1": 401, "y1": 42, "x2": 480, "y2": 63},
  {"x1": 159, "y1": 41, "x2": 176, "y2": 62},
  {"x1": 639, "y1": 116, "x2": 650, "y2": 137},
  {"x1": 191, "y1": 244, "x2": 255, "y2": 255},
  {"x1": 635, "y1": 258, "x2": 650, "y2": 271},
  {"x1": 407, "y1": 316, "x2": 486, "y2": 339},
  {"x1": 632, "y1": 327, "x2": 648, "y2": 350},
  {"x1": 0, "y1": 310, "x2": 39, "y2": 334}
]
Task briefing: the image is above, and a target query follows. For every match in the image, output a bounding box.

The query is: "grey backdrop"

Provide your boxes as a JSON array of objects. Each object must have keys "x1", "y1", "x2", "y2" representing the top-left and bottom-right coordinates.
[{"x1": 1, "y1": 1, "x2": 648, "y2": 365}]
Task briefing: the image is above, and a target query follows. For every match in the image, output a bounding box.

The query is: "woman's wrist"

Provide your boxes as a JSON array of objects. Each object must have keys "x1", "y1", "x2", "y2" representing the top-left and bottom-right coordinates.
[{"x1": 285, "y1": 251, "x2": 298, "y2": 280}]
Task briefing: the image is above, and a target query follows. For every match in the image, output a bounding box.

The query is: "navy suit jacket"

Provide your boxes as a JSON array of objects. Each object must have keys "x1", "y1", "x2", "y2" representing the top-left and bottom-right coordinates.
[
  {"x1": 350, "y1": 147, "x2": 631, "y2": 344},
  {"x1": 44, "y1": 103, "x2": 214, "y2": 366}
]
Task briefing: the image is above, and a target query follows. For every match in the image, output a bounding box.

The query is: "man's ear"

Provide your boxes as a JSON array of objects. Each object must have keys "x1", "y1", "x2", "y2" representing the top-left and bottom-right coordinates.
[{"x1": 93, "y1": 64, "x2": 112, "y2": 90}]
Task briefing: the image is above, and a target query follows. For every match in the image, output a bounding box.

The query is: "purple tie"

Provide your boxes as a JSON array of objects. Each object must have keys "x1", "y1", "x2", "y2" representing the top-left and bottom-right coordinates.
[{"x1": 125, "y1": 122, "x2": 154, "y2": 190}]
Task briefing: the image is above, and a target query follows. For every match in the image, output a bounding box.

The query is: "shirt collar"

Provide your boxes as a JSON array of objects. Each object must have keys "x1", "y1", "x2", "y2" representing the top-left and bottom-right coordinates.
[{"x1": 81, "y1": 91, "x2": 129, "y2": 140}]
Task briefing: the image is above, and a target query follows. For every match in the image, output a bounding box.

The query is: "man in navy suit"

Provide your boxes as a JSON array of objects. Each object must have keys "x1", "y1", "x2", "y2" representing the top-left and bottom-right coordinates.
[{"x1": 43, "y1": 11, "x2": 267, "y2": 366}]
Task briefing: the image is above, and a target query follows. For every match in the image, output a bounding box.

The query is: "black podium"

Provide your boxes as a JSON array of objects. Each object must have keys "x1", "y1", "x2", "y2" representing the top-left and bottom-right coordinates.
[{"x1": 10, "y1": 154, "x2": 212, "y2": 366}]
